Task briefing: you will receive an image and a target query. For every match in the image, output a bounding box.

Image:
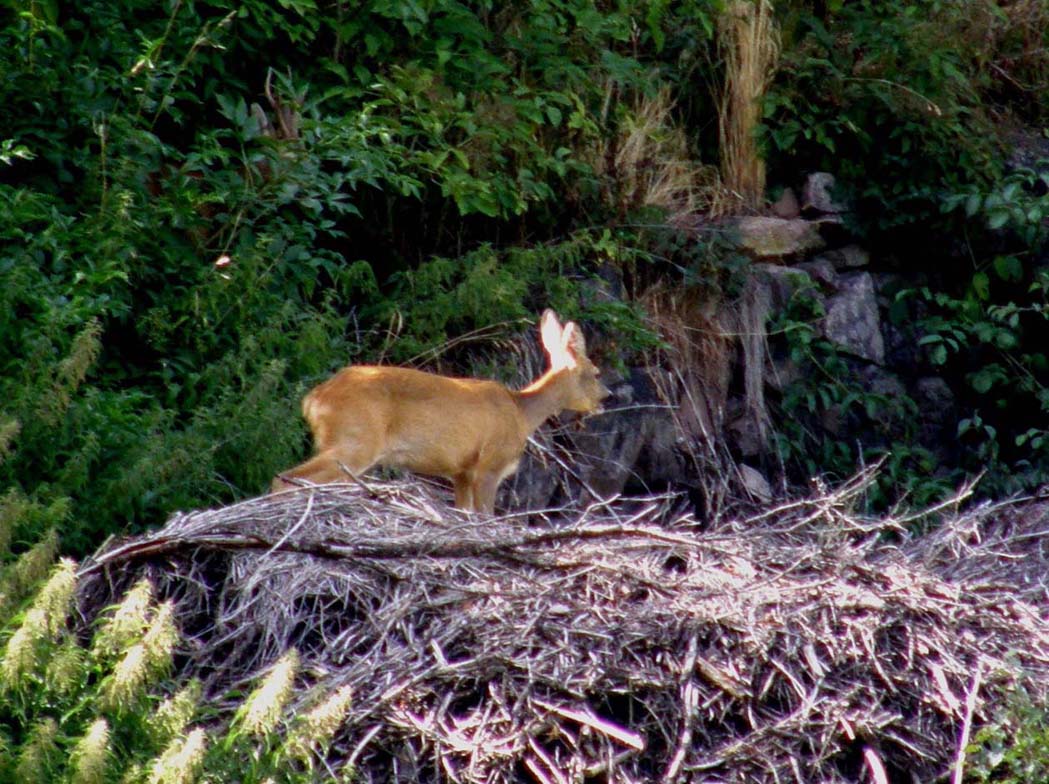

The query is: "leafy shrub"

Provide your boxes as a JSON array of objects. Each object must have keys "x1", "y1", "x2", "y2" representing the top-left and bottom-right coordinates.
[
  {"x1": 966, "y1": 688, "x2": 1049, "y2": 784},
  {"x1": 899, "y1": 162, "x2": 1049, "y2": 497},
  {"x1": 2, "y1": 0, "x2": 716, "y2": 554},
  {"x1": 762, "y1": 3, "x2": 1049, "y2": 504},
  {"x1": 766, "y1": 0, "x2": 1001, "y2": 235},
  {"x1": 7, "y1": 0, "x2": 1043, "y2": 548},
  {"x1": 0, "y1": 520, "x2": 354, "y2": 783},
  {"x1": 769, "y1": 277, "x2": 957, "y2": 512}
]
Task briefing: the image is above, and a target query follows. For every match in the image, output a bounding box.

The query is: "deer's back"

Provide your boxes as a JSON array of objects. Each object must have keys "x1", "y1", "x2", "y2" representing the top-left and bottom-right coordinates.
[{"x1": 303, "y1": 366, "x2": 528, "y2": 476}]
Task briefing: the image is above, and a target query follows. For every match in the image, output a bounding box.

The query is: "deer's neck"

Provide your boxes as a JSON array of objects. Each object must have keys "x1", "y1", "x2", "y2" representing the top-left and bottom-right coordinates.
[{"x1": 514, "y1": 368, "x2": 572, "y2": 434}]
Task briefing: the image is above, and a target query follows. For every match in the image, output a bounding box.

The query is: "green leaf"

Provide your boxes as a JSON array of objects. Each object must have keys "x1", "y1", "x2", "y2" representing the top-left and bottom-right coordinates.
[
  {"x1": 994, "y1": 329, "x2": 1018, "y2": 350},
  {"x1": 964, "y1": 192, "x2": 982, "y2": 217},
  {"x1": 971, "y1": 272, "x2": 990, "y2": 301},
  {"x1": 992, "y1": 255, "x2": 1023, "y2": 283},
  {"x1": 987, "y1": 209, "x2": 1010, "y2": 230}
]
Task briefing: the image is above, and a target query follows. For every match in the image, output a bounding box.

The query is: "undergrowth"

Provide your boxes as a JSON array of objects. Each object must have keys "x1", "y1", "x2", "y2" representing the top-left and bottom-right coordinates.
[{"x1": 0, "y1": 503, "x2": 352, "y2": 782}]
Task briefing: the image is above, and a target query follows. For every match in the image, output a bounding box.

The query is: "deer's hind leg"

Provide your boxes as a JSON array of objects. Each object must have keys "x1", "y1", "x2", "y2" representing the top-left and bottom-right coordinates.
[
  {"x1": 271, "y1": 437, "x2": 382, "y2": 493},
  {"x1": 453, "y1": 475, "x2": 476, "y2": 511}
]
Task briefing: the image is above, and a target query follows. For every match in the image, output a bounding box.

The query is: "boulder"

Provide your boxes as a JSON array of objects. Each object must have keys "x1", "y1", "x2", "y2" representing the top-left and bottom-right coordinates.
[
  {"x1": 818, "y1": 244, "x2": 870, "y2": 270},
  {"x1": 822, "y1": 272, "x2": 885, "y2": 364},
  {"x1": 508, "y1": 368, "x2": 693, "y2": 506},
  {"x1": 749, "y1": 262, "x2": 816, "y2": 311},
  {"x1": 575, "y1": 369, "x2": 691, "y2": 497},
  {"x1": 734, "y1": 216, "x2": 826, "y2": 259},
  {"x1": 1005, "y1": 128, "x2": 1049, "y2": 185},
  {"x1": 801, "y1": 172, "x2": 848, "y2": 215},
  {"x1": 727, "y1": 402, "x2": 768, "y2": 458},
  {"x1": 859, "y1": 366, "x2": 907, "y2": 400},
  {"x1": 914, "y1": 376, "x2": 957, "y2": 446},
  {"x1": 738, "y1": 463, "x2": 772, "y2": 502},
  {"x1": 771, "y1": 187, "x2": 801, "y2": 219},
  {"x1": 794, "y1": 258, "x2": 837, "y2": 288}
]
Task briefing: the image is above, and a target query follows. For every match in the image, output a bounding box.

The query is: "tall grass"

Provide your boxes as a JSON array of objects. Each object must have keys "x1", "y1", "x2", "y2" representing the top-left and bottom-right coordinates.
[{"x1": 717, "y1": 0, "x2": 780, "y2": 214}]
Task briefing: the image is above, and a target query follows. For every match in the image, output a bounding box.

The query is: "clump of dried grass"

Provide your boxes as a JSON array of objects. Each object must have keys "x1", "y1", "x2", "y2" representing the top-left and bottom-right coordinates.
[
  {"x1": 639, "y1": 270, "x2": 775, "y2": 473},
  {"x1": 595, "y1": 86, "x2": 718, "y2": 223},
  {"x1": 637, "y1": 282, "x2": 733, "y2": 462},
  {"x1": 77, "y1": 471, "x2": 1049, "y2": 783},
  {"x1": 717, "y1": 0, "x2": 780, "y2": 214}
]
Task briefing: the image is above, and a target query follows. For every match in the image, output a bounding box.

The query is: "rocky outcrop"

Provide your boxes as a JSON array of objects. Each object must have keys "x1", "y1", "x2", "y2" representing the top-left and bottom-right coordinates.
[
  {"x1": 505, "y1": 368, "x2": 697, "y2": 509},
  {"x1": 823, "y1": 272, "x2": 884, "y2": 364},
  {"x1": 507, "y1": 171, "x2": 959, "y2": 512},
  {"x1": 801, "y1": 171, "x2": 847, "y2": 215},
  {"x1": 734, "y1": 216, "x2": 826, "y2": 259}
]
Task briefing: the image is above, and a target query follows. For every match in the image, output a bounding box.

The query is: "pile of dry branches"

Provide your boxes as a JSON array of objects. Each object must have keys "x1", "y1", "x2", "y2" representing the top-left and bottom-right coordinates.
[{"x1": 79, "y1": 473, "x2": 1049, "y2": 783}]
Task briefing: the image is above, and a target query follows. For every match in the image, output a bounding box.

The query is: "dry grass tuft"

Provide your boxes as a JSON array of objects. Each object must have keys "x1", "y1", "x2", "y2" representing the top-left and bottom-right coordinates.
[
  {"x1": 639, "y1": 283, "x2": 733, "y2": 445},
  {"x1": 595, "y1": 86, "x2": 718, "y2": 223},
  {"x1": 640, "y1": 272, "x2": 774, "y2": 475},
  {"x1": 717, "y1": 0, "x2": 780, "y2": 215},
  {"x1": 78, "y1": 473, "x2": 1049, "y2": 783}
]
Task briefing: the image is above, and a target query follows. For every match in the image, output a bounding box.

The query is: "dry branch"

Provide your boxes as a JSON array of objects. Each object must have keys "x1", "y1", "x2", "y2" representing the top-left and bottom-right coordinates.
[{"x1": 78, "y1": 477, "x2": 1049, "y2": 783}]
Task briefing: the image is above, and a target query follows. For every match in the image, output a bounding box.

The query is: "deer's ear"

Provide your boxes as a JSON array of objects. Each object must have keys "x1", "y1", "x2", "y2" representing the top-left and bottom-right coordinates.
[
  {"x1": 540, "y1": 309, "x2": 563, "y2": 355},
  {"x1": 562, "y1": 321, "x2": 586, "y2": 356},
  {"x1": 548, "y1": 322, "x2": 581, "y2": 370}
]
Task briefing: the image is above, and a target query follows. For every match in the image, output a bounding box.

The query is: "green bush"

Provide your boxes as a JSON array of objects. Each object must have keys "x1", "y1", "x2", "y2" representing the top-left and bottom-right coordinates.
[
  {"x1": 1, "y1": 0, "x2": 710, "y2": 551},
  {"x1": 769, "y1": 279, "x2": 956, "y2": 513},
  {"x1": 5, "y1": 0, "x2": 1044, "y2": 547},
  {"x1": 901, "y1": 162, "x2": 1049, "y2": 497},
  {"x1": 0, "y1": 520, "x2": 354, "y2": 783},
  {"x1": 766, "y1": 0, "x2": 1001, "y2": 234},
  {"x1": 763, "y1": 2, "x2": 1049, "y2": 502},
  {"x1": 967, "y1": 688, "x2": 1049, "y2": 784}
]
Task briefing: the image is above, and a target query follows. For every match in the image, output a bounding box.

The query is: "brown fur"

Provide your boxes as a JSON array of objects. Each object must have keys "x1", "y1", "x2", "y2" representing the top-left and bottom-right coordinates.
[{"x1": 272, "y1": 310, "x2": 609, "y2": 513}]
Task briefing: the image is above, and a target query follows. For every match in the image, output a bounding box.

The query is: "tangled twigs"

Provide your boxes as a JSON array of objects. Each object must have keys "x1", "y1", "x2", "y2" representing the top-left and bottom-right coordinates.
[{"x1": 78, "y1": 478, "x2": 1049, "y2": 783}]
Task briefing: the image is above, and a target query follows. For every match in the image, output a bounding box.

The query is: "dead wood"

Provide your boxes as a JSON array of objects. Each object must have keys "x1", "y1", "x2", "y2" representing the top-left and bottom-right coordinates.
[{"x1": 77, "y1": 476, "x2": 1049, "y2": 783}]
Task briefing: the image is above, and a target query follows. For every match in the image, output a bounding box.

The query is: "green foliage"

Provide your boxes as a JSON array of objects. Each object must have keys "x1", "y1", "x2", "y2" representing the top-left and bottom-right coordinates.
[
  {"x1": 766, "y1": 0, "x2": 1002, "y2": 234},
  {"x1": 904, "y1": 268, "x2": 1049, "y2": 496},
  {"x1": 944, "y1": 162, "x2": 1049, "y2": 247},
  {"x1": 1, "y1": 0, "x2": 708, "y2": 553},
  {"x1": 770, "y1": 278, "x2": 956, "y2": 512},
  {"x1": 3, "y1": 0, "x2": 1045, "y2": 548},
  {"x1": 0, "y1": 527, "x2": 355, "y2": 783},
  {"x1": 382, "y1": 231, "x2": 657, "y2": 363},
  {"x1": 765, "y1": 1, "x2": 1049, "y2": 502},
  {"x1": 896, "y1": 161, "x2": 1049, "y2": 497},
  {"x1": 967, "y1": 688, "x2": 1049, "y2": 784}
]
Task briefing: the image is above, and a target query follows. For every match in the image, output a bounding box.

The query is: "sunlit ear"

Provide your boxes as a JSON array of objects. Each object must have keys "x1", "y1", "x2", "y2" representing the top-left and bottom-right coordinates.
[
  {"x1": 551, "y1": 322, "x2": 581, "y2": 370},
  {"x1": 562, "y1": 321, "x2": 586, "y2": 356},
  {"x1": 540, "y1": 309, "x2": 564, "y2": 357}
]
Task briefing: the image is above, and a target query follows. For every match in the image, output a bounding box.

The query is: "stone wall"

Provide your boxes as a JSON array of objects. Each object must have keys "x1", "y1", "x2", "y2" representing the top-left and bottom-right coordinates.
[{"x1": 507, "y1": 173, "x2": 963, "y2": 514}]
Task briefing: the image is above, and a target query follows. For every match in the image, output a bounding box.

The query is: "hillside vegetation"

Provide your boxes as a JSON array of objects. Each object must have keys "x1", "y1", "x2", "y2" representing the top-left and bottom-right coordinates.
[
  {"x1": 1, "y1": 1, "x2": 1048, "y2": 780},
  {"x1": 1, "y1": 0, "x2": 1047, "y2": 546}
]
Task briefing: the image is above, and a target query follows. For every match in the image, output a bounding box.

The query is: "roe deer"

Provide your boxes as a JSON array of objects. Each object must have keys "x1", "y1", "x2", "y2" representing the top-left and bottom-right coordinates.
[{"x1": 271, "y1": 310, "x2": 609, "y2": 512}]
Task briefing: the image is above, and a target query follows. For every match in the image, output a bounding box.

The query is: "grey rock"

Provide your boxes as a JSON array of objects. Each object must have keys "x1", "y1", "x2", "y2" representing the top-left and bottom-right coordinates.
[
  {"x1": 749, "y1": 262, "x2": 817, "y2": 311},
  {"x1": 771, "y1": 187, "x2": 801, "y2": 219},
  {"x1": 734, "y1": 216, "x2": 826, "y2": 259},
  {"x1": 822, "y1": 272, "x2": 885, "y2": 364},
  {"x1": 507, "y1": 368, "x2": 693, "y2": 507},
  {"x1": 767, "y1": 356, "x2": 805, "y2": 393},
  {"x1": 802, "y1": 172, "x2": 848, "y2": 214},
  {"x1": 794, "y1": 258, "x2": 837, "y2": 288},
  {"x1": 914, "y1": 376, "x2": 956, "y2": 445},
  {"x1": 739, "y1": 463, "x2": 772, "y2": 501},
  {"x1": 819, "y1": 244, "x2": 870, "y2": 270}
]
